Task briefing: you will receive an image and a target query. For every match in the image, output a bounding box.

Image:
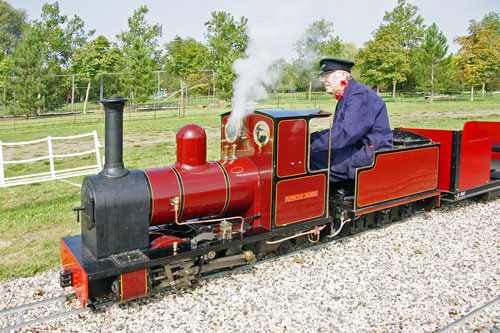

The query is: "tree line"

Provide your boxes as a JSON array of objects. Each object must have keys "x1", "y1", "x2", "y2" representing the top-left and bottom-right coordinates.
[{"x1": 0, "y1": 0, "x2": 499, "y2": 116}]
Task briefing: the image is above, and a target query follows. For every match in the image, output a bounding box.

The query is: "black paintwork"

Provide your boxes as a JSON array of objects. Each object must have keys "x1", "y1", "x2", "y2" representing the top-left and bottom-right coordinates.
[{"x1": 80, "y1": 170, "x2": 151, "y2": 260}]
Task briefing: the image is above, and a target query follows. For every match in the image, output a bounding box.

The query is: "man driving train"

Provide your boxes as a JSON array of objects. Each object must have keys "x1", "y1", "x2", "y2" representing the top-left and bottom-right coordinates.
[{"x1": 310, "y1": 58, "x2": 393, "y2": 184}]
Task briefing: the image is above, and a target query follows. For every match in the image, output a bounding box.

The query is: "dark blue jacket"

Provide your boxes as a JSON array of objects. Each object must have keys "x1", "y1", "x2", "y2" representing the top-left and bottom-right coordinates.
[{"x1": 310, "y1": 78, "x2": 393, "y2": 181}]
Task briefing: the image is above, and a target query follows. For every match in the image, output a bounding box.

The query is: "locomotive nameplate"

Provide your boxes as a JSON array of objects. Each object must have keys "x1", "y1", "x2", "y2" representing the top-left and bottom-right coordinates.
[{"x1": 284, "y1": 190, "x2": 319, "y2": 203}]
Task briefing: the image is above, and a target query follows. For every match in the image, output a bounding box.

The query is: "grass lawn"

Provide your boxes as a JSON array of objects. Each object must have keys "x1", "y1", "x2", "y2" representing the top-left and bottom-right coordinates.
[{"x1": 0, "y1": 95, "x2": 499, "y2": 280}]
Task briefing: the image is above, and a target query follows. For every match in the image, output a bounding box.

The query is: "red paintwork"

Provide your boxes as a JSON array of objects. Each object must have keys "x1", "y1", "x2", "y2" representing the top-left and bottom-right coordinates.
[
  {"x1": 275, "y1": 174, "x2": 326, "y2": 226},
  {"x1": 459, "y1": 122, "x2": 491, "y2": 190},
  {"x1": 398, "y1": 128, "x2": 453, "y2": 192},
  {"x1": 355, "y1": 192, "x2": 440, "y2": 215},
  {"x1": 277, "y1": 120, "x2": 307, "y2": 177},
  {"x1": 400, "y1": 121, "x2": 500, "y2": 193},
  {"x1": 356, "y1": 146, "x2": 439, "y2": 208},
  {"x1": 120, "y1": 269, "x2": 147, "y2": 302},
  {"x1": 175, "y1": 124, "x2": 206, "y2": 168},
  {"x1": 145, "y1": 121, "x2": 260, "y2": 226},
  {"x1": 463, "y1": 120, "x2": 500, "y2": 162},
  {"x1": 60, "y1": 238, "x2": 88, "y2": 307},
  {"x1": 222, "y1": 114, "x2": 274, "y2": 229},
  {"x1": 151, "y1": 235, "x2": 184, "y2": 248},
  {"x1": 145, "y1": 158, "x2": 259, "y2": 226},
  {"x1": 464, "y1": 121, "x2": 500, "y2": 145}
]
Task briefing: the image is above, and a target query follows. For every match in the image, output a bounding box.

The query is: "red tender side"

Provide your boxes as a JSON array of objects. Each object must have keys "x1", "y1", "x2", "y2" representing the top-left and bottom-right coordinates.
[{"x1": 355, "y1": 146, "x2": 440, "y2": 208}]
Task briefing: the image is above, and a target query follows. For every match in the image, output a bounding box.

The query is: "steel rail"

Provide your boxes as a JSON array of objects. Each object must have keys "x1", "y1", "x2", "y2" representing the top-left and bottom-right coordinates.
[
  {"x1": 0, "y1": 218, "x2": 404, "y2": 331},
  {"x1": 3, "y1": 207, "x2": 492, "y2": 332},
  {"x1": 439, "y1": 295, "x2": 500, "y2": 332},
  {"x1": 0, "y1": 293, "x2": 90, "y2": 332}
]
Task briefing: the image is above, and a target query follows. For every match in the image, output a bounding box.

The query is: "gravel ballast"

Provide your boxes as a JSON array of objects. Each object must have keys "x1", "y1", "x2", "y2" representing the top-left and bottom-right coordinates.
[{"x1": 1, "y1": 198, "x2": 499, "y2": 332}]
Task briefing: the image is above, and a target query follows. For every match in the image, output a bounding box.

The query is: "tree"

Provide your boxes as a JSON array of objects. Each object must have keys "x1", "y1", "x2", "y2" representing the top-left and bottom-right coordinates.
[
  {"x1": 121, "y1": 37, "x2": 156, "y2": 109},
  {"x1": 294, "y1": 19, "x2": 343, "y2": 99},
  {"x1": 455, "y1": 13, "x2": 500, "y2": 101},
  {"x1": 8, "y1": 24, "x2": 46, "y2": 116},
  {"x1": 164, "y1": 36, "x2": 208, "y2": 116},
  {"x1": 268, "y1": 58, "x2": 295, "y2": 93},
  {"x1": 377, "y1": 0, "x2": 426, "y2": 92},
  {"x1": 418, "y1": 23, "x2": 449, "y2": 102},
  {"x1": 117, "y1": 5, "x2": 162, "y2": 66},
  {"x1": 71, "y1": 36, "x2": 123, "y2": 113},
  {"x1": 357, "y1": 27, "x2": 410, "y2": 97},
  {"x1": 37, "y1": 2, "x2": 94, "y2": 69},
  {"x1": 118, "y1": 6, "x2": 162, "y2": 108},
  {"x1": 0, "y1": 0, "x2": 27, "y2": 56},
  {"x1": 0, "y1": 54, "x2": 10, "y2": 113},
  {"x1": 380, "y1": 0, "x2": 425, "y2": 49},
  {"x1": 204, "y1": 11, "x2": 248, "y2": 101}
]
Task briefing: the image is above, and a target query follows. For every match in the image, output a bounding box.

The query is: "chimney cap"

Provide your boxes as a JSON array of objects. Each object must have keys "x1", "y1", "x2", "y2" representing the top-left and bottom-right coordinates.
[{"x1": 101, "y1": 97, "x2": 129, "y2": 104}]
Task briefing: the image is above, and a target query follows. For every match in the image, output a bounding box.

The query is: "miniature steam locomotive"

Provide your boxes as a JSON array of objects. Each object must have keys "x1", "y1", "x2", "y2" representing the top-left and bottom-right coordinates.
[{"x1": 60, "y1": 97, "x2": 500, "y2": 308}]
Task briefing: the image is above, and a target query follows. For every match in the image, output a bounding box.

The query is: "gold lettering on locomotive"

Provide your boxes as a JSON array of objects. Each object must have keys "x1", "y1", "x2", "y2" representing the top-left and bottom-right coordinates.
[{"x1": 285, "y1": 190, "x2": 319, "y2": 203}]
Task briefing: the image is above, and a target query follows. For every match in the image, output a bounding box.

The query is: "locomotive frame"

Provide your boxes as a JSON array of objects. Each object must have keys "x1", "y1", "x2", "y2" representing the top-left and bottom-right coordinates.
[{"x1": 60, "y1": 98, "x2": 500, "y2": 308}]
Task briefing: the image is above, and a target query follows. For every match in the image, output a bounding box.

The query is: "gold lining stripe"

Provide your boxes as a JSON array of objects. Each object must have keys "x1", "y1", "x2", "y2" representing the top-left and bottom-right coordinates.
[
  {"x1": 355, "y1": 191, "x2": 440, "y2": 215},
  {"x1": 171, "y1": 167, "x2": 185, "y2": 220},
  {"x1": 276, "y1": 119, "x2": 307, "y2": 177},
  {"x1": 274, "y1": 174, "x2": 326, "y2": 226},
  {"x1": 120, "y1": 274, "x2": 124, "y2": 302},
  {"x1": 355, "y1": 145, "x2": 440, "y2": 208},
  {"x1": 215, "y1": 161, "x2": 230, "y2": 214}
]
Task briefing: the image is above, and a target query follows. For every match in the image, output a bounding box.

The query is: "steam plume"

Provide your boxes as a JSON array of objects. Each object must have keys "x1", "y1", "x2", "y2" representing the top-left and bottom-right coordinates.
[{"x1": 228, "y1": 2, "x2": 315, "y2": 133}]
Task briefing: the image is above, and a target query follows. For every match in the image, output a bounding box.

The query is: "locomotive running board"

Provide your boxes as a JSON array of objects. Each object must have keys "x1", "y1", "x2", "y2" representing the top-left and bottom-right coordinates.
[
  {"x1": 60, "y1": 215, "x2": 334, "y2": 283},
  {"x1": 353, "y1": 191, "x2": 440, "y2": 216},
  {"x1": 440, "y1": 178, "x2": 500, "y2": 202}
]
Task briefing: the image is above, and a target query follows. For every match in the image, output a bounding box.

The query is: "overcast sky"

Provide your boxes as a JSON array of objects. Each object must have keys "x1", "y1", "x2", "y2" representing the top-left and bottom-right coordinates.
[{"x1": 7, "y1": 0, "x2": 500, "y2": 58}]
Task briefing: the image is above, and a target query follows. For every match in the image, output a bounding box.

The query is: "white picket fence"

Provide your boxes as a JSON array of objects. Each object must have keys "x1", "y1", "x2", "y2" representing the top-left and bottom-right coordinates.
[{"x1": 0, "y1": 131, "x2": 102, "y2": 188}]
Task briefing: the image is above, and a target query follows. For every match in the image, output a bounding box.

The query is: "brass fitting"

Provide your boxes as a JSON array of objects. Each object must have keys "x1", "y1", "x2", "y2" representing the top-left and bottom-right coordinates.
[
  {"x1": 231, "y1": 144, "x2": 237, "y2": 159},
  {"x1": 244, "y1": 250, "x2": 255, "y2": 262}
]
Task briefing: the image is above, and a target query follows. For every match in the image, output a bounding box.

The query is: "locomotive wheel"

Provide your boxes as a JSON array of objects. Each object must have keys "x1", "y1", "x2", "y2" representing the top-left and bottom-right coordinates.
[{"x1": 276, "y1": 240, "x2": 292, "y2": 255}]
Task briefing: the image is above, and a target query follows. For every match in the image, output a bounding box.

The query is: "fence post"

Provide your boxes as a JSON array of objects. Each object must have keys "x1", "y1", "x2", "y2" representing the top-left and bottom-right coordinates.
[
  {"x1": 71, "y1": 74, "x2": 75, "y2": 113},
  {"x1": 100, "y1": 76, "x2": 104, "y2": 111},
  {"x1": 0, "y1": 140, "x2": 4, "y2": 187},
  {"x1": 47, "y1": 136, "x2": 56, "y2": 180},
  {"x1": 93, "y1": 130, "x2": 102, "y2": 171},
  {"x1": 2, "y1": 87, "x2": 5, "y2": 118}
]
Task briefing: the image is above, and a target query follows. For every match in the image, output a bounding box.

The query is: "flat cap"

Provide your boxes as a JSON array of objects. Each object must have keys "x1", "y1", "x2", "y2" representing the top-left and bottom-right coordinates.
[{"x1": 318, "y1": 58, "x2": 355, "y2": 75}]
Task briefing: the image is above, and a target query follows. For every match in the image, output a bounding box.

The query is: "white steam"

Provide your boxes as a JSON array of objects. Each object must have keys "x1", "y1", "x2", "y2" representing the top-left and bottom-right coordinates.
[{"x1": 228, "y1": 2, "x2": 317, "y2": 133}]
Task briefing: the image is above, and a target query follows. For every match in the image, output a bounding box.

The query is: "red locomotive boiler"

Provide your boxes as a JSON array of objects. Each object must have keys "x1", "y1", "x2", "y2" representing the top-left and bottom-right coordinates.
[{"x1": 60, "y1": 98, "x2": 500, "y2": 307}]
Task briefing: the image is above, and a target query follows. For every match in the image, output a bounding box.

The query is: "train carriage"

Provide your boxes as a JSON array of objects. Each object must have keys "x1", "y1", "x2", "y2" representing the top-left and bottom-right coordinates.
[{"x1": 399, "y1": 121, "x2": 500, "y2": 200}]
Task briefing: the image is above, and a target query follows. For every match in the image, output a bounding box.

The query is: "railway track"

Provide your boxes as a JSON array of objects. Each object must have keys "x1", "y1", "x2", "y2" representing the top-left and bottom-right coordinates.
[
  {"x1": 439, "y1": 295, "x2": 500, "y2": 333},
  {"x1": 0, "y1": 293, "x2": 90, "y2": 332},
  {"x1": 0, "y1": 227, "x2": 373, "y2": 331},
  {"x1": 0, "y1": 211, "x2": 498, "y2": 331}
]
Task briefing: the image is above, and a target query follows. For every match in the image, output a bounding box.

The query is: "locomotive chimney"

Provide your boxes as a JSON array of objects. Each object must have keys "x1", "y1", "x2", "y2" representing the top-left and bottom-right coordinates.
[{"x1": 99, "y1": 97, "x2": 129, "y2": 178}]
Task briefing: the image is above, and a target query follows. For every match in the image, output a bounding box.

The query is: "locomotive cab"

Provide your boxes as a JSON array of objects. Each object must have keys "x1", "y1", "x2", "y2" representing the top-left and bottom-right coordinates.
[{"x1": 221, "y1": 109, "x2": 332, "y2": 230}]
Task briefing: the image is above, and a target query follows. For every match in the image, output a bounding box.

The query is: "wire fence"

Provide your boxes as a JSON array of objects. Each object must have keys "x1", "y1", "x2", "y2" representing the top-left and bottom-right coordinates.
[
  {"x1": 0, "y1": 70, "x2": 217, "y2": 118},
  {"x1": 0, "y1": 87, "x2": 497, "y2": 132}
]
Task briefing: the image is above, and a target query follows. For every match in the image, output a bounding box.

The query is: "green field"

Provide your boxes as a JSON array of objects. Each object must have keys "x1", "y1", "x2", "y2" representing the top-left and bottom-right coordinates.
[{"x1": 0, "y1": 94, "x2": 499, "y2": 280}]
